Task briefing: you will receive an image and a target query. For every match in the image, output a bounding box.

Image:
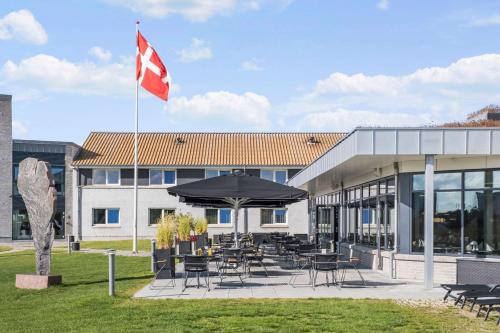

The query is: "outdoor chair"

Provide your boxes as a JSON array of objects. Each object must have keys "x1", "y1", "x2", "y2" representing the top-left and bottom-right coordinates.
[
  {"x1": 441, "y1": 284, "x2": 492, "y2": 302},
  {"x1": 243, "y1": 246, "x2": 269, "y2": 277},
  {"x1": 293, "y1": 234, "x2": 308, "y2": 243},
  {"x1": 339, "y1": 255, "x2": 367, "y2": 286},
  {"x1": 150, "y1": 253, "x2": 175, "y2": 290},
  {"x1": 218, "y1": 248, "x2": 245, "y2": 286},
  {"x1": 312, "y1": 253, "x2": 339, "y2": 288},
  {"x1": 182, "y1": 255, "x2": 210, "y2": 292},
  {"x1": 455, "y1": 285, "x2": 500, "y2": 311}
]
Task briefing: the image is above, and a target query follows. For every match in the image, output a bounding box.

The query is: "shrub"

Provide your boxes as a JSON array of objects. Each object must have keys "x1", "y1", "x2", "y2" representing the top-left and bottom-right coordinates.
[
  {"x1": 194, "y1": 217, "x2": 208, "y2": 235},
  {"x1": 156, "y1": 214, "x2": 177, "y2": 249},
  {"x1": 177, "y1": 213, "x2": 193, "y2": 241}
]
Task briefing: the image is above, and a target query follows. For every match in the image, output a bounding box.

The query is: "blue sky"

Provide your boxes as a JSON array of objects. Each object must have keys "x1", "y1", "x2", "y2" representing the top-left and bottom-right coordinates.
[{"x1": 2, "y1": 0, "x2": 500, "y2": 144}]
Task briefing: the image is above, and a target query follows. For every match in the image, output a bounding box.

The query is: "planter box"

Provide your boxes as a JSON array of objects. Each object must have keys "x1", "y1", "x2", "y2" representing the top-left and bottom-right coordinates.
[
  {"x1": 16, "y1": 274, "x2": 62, "y2": 289},
  {"x1": 154, "y1": 248, "x2": 175, "y2": 279},
  {"x1": 177, "y1": 241, "x2": 191, "y2": 255}
]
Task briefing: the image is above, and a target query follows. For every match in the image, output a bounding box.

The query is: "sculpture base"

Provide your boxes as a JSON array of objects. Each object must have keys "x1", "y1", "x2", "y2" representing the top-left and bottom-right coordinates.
[{"x1": 16, "y1": 274, "x2": 62, "y2": 289}]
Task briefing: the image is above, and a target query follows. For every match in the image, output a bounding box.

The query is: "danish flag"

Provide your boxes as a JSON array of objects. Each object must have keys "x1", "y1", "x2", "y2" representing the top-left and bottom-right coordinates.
[{"x1": 136, "y1": 31, "x2": 171, "y2": 101}]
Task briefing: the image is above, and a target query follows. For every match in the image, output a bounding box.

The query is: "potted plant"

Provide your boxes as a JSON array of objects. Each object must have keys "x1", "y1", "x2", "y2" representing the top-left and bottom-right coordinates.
[
  {"x1": 176, "y1": 213, "x2": 192, "y2": 255},
  {"x1": 155, "y1": 214, "x2": 177, "y2": 278},
  {"x1": 194, "y1": 217, "x2": 209, "y2": 249}
]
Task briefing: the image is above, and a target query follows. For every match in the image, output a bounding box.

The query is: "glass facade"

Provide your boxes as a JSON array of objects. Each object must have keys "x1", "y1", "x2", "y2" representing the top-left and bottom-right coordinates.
[
  {"x1": 12, "y1": 163, "x2": 66, "y2": 240},
  {"x1": 411, "y1": 169, "x2": 500, "y2": 255},
  {"x1": 344, "y1": 177, "x2": 395, "y2": 250}
]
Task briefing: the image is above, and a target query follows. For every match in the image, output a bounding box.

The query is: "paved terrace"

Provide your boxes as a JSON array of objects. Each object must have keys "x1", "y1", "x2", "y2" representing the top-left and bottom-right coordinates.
[{"x1": 134, "y1": 257, "x2": 444, "y2": 300}]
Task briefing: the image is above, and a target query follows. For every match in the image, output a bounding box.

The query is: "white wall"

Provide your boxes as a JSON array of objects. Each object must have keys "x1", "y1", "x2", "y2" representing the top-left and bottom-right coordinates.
[{"x1": 77, "y1": 186, "x2": 309, "y2": 240}]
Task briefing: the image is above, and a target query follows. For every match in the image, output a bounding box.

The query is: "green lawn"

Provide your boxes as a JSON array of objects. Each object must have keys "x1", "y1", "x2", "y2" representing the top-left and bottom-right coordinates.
[
  {"x1": 0, "y1": 245, "x2": 12, "y2": 252},
  {"x1": 0, "y1": 251, "x2": 496, "y2": 333},
  {"x1": 80, "y1": 239, "x2": 152, "y2": 252}
]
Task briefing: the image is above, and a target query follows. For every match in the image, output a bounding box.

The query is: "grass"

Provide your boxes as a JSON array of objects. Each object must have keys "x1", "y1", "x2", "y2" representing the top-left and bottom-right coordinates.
[
  {"x1": 80, "y1": 239, "x2": 152, "y2": 252},
  {"x1": 0, "y1": 251, "x2": 496, "y2": 333},
  {"x1": 0, "y1": 245, "x2": 12, "y2": 252}
]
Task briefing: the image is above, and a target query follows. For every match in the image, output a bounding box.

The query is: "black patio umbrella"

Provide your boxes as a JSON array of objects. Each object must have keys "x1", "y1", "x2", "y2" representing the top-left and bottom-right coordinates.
[{"x1": 167, "y1": 172, "x2": 308, "y2": 246}]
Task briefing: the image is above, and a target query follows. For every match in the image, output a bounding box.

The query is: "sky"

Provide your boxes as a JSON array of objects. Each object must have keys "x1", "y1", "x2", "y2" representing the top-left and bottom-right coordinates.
[{"x1": 2, "y1": 0, "x2": 500, "y2": 144}]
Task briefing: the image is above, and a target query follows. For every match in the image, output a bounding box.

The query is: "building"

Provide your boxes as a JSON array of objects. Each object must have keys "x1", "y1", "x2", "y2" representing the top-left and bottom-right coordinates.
[
  {"x1": 0, "y1": 95, "x2": 80, "y2": 241},
  {"x1": 71, "y1": 132, "x2": 344, "y2": 240},
  {"x1": 288, "y1": 126, "x2": 500, "y2": 284}
]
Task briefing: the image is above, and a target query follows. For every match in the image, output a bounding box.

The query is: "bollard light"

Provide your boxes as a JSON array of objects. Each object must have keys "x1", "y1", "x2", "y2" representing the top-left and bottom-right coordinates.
[
  {"x1": 108, "y1": 249, "x2": 115, "y2": 296},
  {"x1": 151, "y1": 239, "x2": 156, "y2": 273}
]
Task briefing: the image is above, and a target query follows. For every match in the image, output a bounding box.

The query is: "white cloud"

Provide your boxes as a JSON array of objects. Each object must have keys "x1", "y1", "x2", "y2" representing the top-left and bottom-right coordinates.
[
  {"x1": 288, "y1": 53, "x2": 500, "y2": 131},
  {"x1": 241, "y1": 59, "x2": 263, "y2": 71},
  {"x1": 2, "y1": 54, "x2": 134, "y2": 96},
  {"x1": 12, "y1": 120, "x2": 28, "y2": 136},
  {"x1": 168, "y1": 91, "x2": 271, "y2": 127},
  {"x1": 468, "y1": 14, "x2": 500, "y2": 27},
  {"x1": 88, "y1": 46, "x2": 112, "y2": 62},
  {"x1": 178, "y1": 38, "x2": 212, "y2": 63},
  {"x1": 311, "y1": 54, "x2": 500, "y2": 97},
  {"x1": 0, "y1": 9, "x2": 48, "y2": 45},
  {"x1": 304, "y1": 109, "x2": 432, "y2": 131},
  {"x1": 377, "y1": 0, "x2": 389, "y2": 10},
  {"x1": 103, "y1": 0, "x2": 294, "y2": 22}
]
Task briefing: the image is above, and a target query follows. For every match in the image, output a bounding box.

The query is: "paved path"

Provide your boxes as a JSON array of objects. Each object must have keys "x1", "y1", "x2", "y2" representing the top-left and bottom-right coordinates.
[{"x1": 134, "y1": 258, "x2": 444, "y2": 300}]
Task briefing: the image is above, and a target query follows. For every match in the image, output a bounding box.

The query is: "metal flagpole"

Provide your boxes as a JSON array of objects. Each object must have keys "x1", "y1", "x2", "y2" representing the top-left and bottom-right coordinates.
[{"x1": 133, "y1": 21, "x2": 140, "y2": 253}]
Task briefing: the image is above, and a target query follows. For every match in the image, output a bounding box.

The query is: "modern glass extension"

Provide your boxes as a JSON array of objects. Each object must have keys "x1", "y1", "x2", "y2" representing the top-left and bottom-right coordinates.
[{"x1": 310, "y1": 168, "x2": 500, "y2": 257}]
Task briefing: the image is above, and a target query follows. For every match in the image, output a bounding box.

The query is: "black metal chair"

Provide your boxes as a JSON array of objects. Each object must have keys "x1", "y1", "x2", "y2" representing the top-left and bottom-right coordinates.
[
  {"x1": 312, "y1": 254, "x2": 338, "y2": 288},
  {"x1": 218, "y1": 248, "x2": 245, "y2": 286},
  {"x1": 182, "y1": 255, "x2": 210, "y2": 292},
  {"x1": 150, "y1": 259, "x2": 176, "y2": 289}
]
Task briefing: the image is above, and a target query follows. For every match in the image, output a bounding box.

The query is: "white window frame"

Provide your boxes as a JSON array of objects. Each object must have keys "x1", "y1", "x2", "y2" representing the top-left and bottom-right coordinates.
[
  {"x1": 148, "y1": 208, "x2": 176, "y2": 226},
  {"x1": 205, "y1": 169, "x2": 232, "y2": 179},
  {"x1": 261, "y1": 208, "x2": 288, "y2": 225},
  {"x1": 260, "y1": 169, "x2": 288, "y2": 184},
  {"x1": 93, "y1": 169, "x2": 121, "y2": 185},
  {"x1": 149, "y1": 169, "x2": 177, "y2": 186},
  {"x1": 205, "y1": 208, "x2": 233, "y2": 225},
  {"x1": 92, "y1": 208, "x2": 120, "y2": 226}
]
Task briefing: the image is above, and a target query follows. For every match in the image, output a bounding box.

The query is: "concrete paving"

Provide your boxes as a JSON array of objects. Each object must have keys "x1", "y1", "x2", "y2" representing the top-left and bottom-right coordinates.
[{"x1": 134, "y1": 258, "x2": 444, "y2": 300}]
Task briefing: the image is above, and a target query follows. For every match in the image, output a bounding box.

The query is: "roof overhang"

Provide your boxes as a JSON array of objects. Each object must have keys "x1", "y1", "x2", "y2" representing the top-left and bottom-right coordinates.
[{"x1": 288, "y1": 127, "x2": 500, "y2": 193}]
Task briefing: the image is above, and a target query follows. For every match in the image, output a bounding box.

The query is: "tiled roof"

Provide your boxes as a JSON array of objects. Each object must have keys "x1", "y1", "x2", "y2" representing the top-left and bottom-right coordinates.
[{"x1": 73, "y1": 132, "x2": 345, "y2": 167}]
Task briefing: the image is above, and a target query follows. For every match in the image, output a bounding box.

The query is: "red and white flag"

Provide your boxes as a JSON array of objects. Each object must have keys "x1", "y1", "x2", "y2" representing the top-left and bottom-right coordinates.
[{"x1": 136, "y1": 31, "x2": 171, "y2": 101}]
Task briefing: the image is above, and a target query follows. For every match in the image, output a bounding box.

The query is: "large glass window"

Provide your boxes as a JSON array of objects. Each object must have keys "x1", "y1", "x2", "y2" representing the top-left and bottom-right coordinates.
[
  {"x1": 52, "y1": 167, "x2": 65, "y2": 194},
  {"x1": 412, "y1": 169, "x2": 500, "y2": 255},
  {"x1": 464, "y1": 189, "x2": 500, "y2": 255}
]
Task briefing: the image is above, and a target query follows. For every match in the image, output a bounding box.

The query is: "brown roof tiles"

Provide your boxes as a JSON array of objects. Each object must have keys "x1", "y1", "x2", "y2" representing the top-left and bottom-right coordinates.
[{"x1": 73, "y1": 132, "x2": 345, "y2": 167}]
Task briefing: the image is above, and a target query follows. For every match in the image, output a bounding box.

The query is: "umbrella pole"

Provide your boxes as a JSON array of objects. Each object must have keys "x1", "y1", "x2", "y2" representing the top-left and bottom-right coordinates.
[{"x1": 234, "y1": 202, "x2": 239, "y2": 247}]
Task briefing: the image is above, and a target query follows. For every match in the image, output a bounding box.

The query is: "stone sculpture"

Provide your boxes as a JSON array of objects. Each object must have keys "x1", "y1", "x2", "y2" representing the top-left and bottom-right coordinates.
[{"x1": 17, "y1": 158, "x2": 57, "y2": 275}]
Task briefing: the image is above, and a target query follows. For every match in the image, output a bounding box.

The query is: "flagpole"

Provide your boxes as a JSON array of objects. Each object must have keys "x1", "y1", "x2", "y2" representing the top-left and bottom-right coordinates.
[{"x1": 133, "y1": 21, "x2": 139, "y2": 254}]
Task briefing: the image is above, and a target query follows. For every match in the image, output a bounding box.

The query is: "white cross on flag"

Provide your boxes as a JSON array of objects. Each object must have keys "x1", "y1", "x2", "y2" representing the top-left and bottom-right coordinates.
[{"x1": 136, "y1": 31, "x2": 171, "y2": 101}]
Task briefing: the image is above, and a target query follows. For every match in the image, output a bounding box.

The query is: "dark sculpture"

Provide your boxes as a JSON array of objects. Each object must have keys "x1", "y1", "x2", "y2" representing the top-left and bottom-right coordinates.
[{"x1": 17, "y1": 158, "x2": 57, "y2": 275}]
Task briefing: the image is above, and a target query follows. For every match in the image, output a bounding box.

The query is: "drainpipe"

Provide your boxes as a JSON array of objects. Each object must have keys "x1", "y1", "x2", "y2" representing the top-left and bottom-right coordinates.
[{"x1": 391, "y1": 162, "x2": 399, "y2": 279}]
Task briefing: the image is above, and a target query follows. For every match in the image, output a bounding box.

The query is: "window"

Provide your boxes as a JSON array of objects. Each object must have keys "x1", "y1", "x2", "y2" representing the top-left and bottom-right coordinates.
[
  {"x1": 93, "y1": 169, "x2": 120, "y2": 185},
  {"x1": 149, "y1": 208, "x2": 175, "y2": 225},
  {"x1": 93, "y1": 208, "x2": 120, "y2": 225},
  {"x1": 412, "y1": 169, "x2": 500, "y2": 255},
  {"x1": 150, "y1": 169, "x2": 163, "y2": 185},
  {"x1": 261, "y1": 209, "x2": 287, "y2": 224},
  {"x1": 205, "y1": 208, "x2": 232, "y2": 224},
  {"x1": 52, "y1": 167, "x2": 65, "y2": 194},
  {"x1": 164, "y1": 170, "x2": 176, "y2": 185},
  {"x1": 149, "y1": 169, "x2": 176, "y2": 185},
  {"x1": 260, "y1": 170, "x2": 288, "y2": 184},
  {"x1": 205, "y1": 169, "x2": 230, "y2": 178}
]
